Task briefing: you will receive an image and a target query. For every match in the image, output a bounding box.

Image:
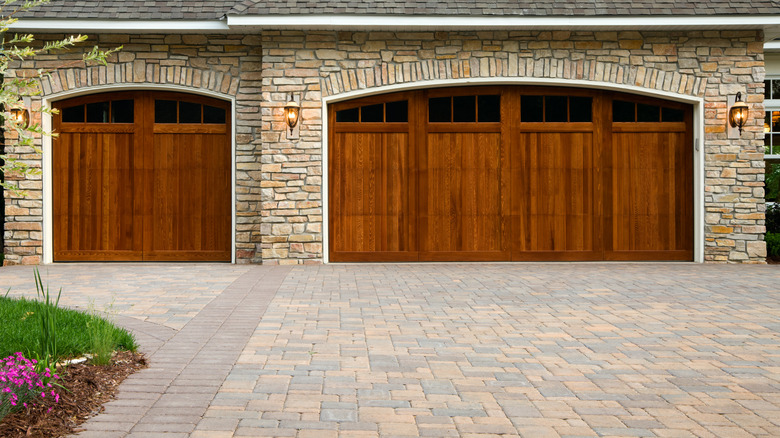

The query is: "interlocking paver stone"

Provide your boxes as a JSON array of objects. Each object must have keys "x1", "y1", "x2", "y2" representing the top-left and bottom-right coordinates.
[{"x1": 3, "y1": 263, "x2": 780, "y2": 437}]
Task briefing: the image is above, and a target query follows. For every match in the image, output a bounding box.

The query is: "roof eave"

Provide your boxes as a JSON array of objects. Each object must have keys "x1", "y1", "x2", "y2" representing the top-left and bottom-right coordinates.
[
  {"x1": 225, "y1": 13, "x2": 780, "y2": 32},
  {"x1": 7, "y1": 19, "x2": 230, "y2": 33},
  {"x1": 9, "y1": 15, "x2": 780, "y2": 41}
]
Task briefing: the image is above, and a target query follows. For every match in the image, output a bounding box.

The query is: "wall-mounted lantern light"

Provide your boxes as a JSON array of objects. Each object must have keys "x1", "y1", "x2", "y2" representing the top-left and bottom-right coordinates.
[
  {"x1": 10, "y1": 107, "x2": 30, "y2": 128},
  {"x1": 8, "y1": 96, "x2": 31, "y2": 129},
  {"x1": 729, "y1": 92, "x2": 749, "y2": 135},
  {"x1": 284, "y1": 96, "x2": 300, "y2": 135}
]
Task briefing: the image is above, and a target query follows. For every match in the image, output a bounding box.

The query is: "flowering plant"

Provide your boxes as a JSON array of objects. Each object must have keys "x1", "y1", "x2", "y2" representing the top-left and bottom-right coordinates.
[{"x1": 0, "y1": 352, "x2": 59, "y2": 421}]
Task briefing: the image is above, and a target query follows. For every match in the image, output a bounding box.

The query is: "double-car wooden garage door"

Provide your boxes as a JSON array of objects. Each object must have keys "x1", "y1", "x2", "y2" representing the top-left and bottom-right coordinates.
[
  {"x1": 53, "y1": 91, "x2": 231, "y2": 261},
  {"x1": 329, "y1": 86, "x2": 694, "y2": 262}
]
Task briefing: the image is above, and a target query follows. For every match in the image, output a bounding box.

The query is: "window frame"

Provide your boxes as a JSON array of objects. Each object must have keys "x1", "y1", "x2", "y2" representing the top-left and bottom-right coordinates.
[{"x1": 765, "y1": 76, "x2": 780, "y2": 158}]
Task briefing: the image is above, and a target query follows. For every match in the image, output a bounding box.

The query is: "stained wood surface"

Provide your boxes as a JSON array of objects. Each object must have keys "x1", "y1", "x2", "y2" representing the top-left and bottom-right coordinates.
[
  {"x1": 329, "y1": 87, "x2": 694, "y2": 262},
  {"x1": 510, "y1": 132, "x2": 596, "y2": 259},
  {"x1": 608, "y1": 130, "x2": 693, "y2": 259},
  {"x1": 329, "y1": 131, "x2": 411, "y2": 257},
  {"x1": 419, "y1": 132, "x2": 503, "y2": 257},
  {"x1": 53, "y1": 91, "x2": 231, "y2": 262}
]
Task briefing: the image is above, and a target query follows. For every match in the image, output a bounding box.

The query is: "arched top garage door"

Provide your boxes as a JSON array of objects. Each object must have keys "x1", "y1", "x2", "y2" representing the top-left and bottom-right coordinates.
[
  {"x1": 52, "y1": 91, "x2": 232, "y2": 262},
  {"x1": 328, "y1": 86, "x2": 693, "y2": 262}
]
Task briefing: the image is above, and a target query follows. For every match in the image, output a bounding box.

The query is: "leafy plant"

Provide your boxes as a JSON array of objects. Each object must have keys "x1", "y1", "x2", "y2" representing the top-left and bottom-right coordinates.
[
  {"x1": 766, "y1": 232, "x2": 780, "y2": 258},
  {"x1": 0, "y1": 352, "x2": 59, "y2": 422},
  {"x1": 32, "y1": 267, "x2": 61, "y2": 374},
  {"x1": 766, "y1": 163, "x2": 780, "y2": 203},
  {"x1": 86, "y1": 301, "x2": 117, "y2": 366},
  {"x1": 767, "y1": 202, "x2": 780, "y2": 234},
  {"x1": 1, "y1": 0, "x2": 121, "y2": 194},
  {"x1": 0, "y1": 296, "x2": 137, "y2": 359}
]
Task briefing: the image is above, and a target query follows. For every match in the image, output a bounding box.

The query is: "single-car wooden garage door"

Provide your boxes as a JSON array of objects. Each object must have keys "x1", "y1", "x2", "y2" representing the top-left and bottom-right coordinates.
[
  {"x1": 53, "y1": 91, "x2": 231, "y2": 261},
  {"x1": 328, "y1": 86, "x2": 693, "y2": 262}
]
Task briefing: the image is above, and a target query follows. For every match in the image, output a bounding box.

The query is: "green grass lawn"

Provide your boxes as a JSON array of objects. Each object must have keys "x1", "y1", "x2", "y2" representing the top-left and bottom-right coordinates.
[{"x1": 0, "y1": 296, "x2": 137, "y2": 359}]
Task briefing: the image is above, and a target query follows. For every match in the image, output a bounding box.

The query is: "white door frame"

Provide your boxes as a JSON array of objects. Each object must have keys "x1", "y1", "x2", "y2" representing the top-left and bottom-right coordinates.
[
  {"x1": 41, "y1": 84, "x2": 237, "y2": 263},
  {"x1": 321, "y1": 77, "x2": 705, "y2": 263}
]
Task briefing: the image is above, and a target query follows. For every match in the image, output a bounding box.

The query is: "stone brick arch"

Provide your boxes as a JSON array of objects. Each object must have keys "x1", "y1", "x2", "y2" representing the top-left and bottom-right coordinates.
[
  {"x1": 322, "y1": 59, "x2": 706, "y2": 99},
  {"x1": 37, "y1": 62, "x2": 240, "y2": 98}
]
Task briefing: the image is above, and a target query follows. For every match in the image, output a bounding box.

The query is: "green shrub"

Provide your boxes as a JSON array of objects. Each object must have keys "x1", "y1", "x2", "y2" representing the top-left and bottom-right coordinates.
[
  {"x1": 87, "y1": 302, "x2": 118, "y2": 366},
  {"x1": 766, "y1": 232, "x2": 780, "y2": 258},
  {"x1": 766, "y1": 163, "x2": 780, "y2": 203},
  {"x1": 33, "y1": 267, "x2": 62, "y2": 373},
  {"x1": 767, "y1": 203, "x2": 780, "y2": 234},
  {"x1": 0, "y1": 297, "x2": 136, "y2": 360}
]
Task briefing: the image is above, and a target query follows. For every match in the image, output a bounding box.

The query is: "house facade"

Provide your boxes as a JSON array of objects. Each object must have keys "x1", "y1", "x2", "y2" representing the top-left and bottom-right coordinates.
[{"x1": 3, "y1": 1, "x2": 779, "y2": 265}]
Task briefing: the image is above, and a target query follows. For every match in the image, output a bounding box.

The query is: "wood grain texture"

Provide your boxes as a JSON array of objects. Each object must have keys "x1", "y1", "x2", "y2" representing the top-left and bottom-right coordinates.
[
  {"x1": 329, "y1": 87, "x2": 694, "y2": 262},
  {"x1": 53, "y1": 91, "x2": 231, "y2": 262},
  {"x1": 509, "y1": 132, "x2": 596, "y2": 258},
  {"x1": 330, "y1": 131, "x2": 411, "y2": 257},
  {"x1": 418, "y1": 132, "x2": 504, "y2": 257},
  {"x1": 608, "y1": 130, "x2": 693, "y2": 259}
]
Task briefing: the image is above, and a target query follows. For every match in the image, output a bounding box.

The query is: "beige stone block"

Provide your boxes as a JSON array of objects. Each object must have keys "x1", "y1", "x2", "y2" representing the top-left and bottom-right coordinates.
[
  {"x1": 5, "y1": 206, "x2": 28, "y2": 216},
  {"x1": 182, "y1": 34, "x2": 208, "y2": 45},
  {"x1": 5, "y1": 222, "x2": 42, "y2": 231},
  {"x1": 619, "y1": 40, "x2": 644, "y2": 49},
  {"x1": 272, "y1": 224, "x2": 293, "y2": 235},
  {"x1": 289, "y1": 234, "x2": 315, "y2": 242},
  {"x1": 575, "y1": 41, "x2": 603, "y2": 50},
  {"x1": 742, "y1": 225, "x2": 765, "y2": 234}
]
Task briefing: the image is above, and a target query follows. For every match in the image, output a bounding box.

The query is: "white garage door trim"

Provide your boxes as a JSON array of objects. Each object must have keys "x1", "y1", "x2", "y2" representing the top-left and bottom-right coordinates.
[
  {"x1": 41, "y1": 84, "x2": 237, "y2": 264},
  {"x1": 320, "y1": 77, "x2": 705, "y2": 263}
]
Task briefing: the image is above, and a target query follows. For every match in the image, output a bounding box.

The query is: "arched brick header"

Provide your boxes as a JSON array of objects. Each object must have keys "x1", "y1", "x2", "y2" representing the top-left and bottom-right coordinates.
[
  {"x1": 37, "y1": 62, "x2": 240, "y2": 97},
  {"x1": 322, "y1": 59, "x2": 706, "y2": 99}
]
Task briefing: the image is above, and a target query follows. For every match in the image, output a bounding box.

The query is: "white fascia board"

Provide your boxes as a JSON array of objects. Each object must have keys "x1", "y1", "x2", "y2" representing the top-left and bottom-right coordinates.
[
  {"x1": 226, "y1": 14, "x2": 780, "y2": 29},
  {"x1": 766, "y1": 41, "x2": 780, "y2": 51},
  {"x1": 9, "y1": 19, "x2": 229, "y2": 32}
]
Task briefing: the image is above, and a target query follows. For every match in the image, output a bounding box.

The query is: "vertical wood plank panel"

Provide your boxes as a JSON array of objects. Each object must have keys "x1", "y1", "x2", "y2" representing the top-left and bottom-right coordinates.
[
  {"x1": 330, "y1": 131, "x2": 410, "y2": 258},
  {"x1": 53, "y1": 91, "x2": 230, "y2": 261}
]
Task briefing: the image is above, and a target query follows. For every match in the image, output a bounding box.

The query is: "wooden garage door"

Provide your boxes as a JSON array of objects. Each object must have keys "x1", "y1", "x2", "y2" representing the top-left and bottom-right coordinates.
[
  {"x1": 329, "y1": 86, "x2": 693, "y2": 262},
  {"x1": 53, "y1": 91, "x2": 231, "y2": 261}
]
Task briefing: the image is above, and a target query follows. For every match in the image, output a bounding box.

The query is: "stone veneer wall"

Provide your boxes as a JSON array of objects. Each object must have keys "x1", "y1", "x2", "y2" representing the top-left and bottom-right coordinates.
[
  {"x1": 3, "y1": 33, "x2": 264, "y2": 265},
  {"x1": 261, "y1": 29, "x2": 766, "y2": 264},
  {"x1": 4, "y1": 30, "x2": 768, "y2": 264}
]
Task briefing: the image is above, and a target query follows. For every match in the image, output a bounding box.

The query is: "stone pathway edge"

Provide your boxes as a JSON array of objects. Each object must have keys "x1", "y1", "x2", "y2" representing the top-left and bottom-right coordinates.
[{"x1": 72, "y1": 265, "x2": 292, "y2": 438}]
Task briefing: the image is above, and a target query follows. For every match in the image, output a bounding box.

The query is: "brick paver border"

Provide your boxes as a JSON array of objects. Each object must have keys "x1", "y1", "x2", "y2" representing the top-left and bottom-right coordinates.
[{"x1": 73, "y1": 266, "x2": 291, "y2": 438}]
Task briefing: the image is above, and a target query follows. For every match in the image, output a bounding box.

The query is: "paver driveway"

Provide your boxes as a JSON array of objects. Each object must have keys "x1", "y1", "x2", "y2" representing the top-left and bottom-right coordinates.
[{"x1": 1, "y1": 263, "x2": 779, "y2": 437}]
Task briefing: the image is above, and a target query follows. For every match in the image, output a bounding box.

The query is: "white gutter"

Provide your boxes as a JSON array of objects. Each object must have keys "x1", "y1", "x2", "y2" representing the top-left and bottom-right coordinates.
[
  {"x1": 765, "y1": 41, "x2": 780, "y2": 51},
  {"x1": 8, "y1": 19, "x2": 229, "y2": 32},
  {"x1": 9, "y1": 14, "x2": 780, "y2": 34},
  {"x1": 226, "y1": 14, "x2": 780, "y2": 29}
]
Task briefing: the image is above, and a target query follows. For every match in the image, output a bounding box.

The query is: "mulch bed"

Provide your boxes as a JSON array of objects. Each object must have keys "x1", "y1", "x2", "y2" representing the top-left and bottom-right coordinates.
[{"x1": 0, "y1": 351, "x2": 147, "y2": 438}]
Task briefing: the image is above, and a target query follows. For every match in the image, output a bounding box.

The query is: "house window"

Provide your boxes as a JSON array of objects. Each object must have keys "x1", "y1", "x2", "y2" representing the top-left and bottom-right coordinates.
[
  {"x1": 765, "y1": 78, "x2": 780, "y2": 100},
  {"x1": 765, "y1": 79, "x2": 780, "y2": 157},
  {"x1": 766, "y1": 111, "x2": 780, "y2": 157},
  {"x1": 336, "y1": 100, "x2": 409, "y2": 123},
  {"x1": 612, "y1": 100, "x2": 684, "y2": 123},
  {"x1": 154, "y1": 99, "x2": 227, "y2": 124},
  {"x1": 428, "y1": 95, "x2": 500, "y2": 123},
  {"x1": 61, "y1": 99, "x2": 134, "y2": 123},
  {"x1": 521, "y1": 95, "x2": 592, "y2": 122}
]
